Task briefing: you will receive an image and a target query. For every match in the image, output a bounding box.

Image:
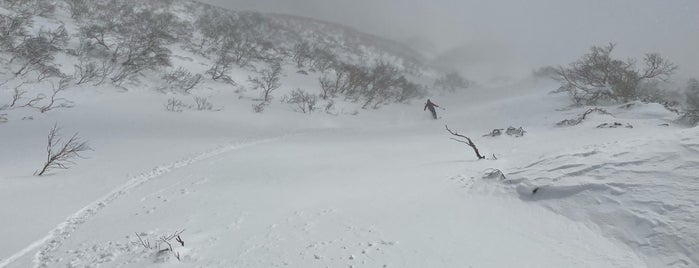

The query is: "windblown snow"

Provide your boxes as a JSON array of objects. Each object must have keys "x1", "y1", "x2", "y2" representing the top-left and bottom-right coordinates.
[
  {"x1": 1, "y1": 1, "x2": 698, "y2": 268},
  {"x1": 3, "y1": 78, "x2": 697, "y2": 267}
]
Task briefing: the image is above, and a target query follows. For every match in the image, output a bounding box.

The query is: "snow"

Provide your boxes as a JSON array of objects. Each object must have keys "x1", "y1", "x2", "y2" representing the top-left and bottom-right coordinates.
[
  {"x1": 1, "y1": 2, "x2": 698, "y2": 268},
  {"x1": 5, "y1": 75, "x2": 697, "y2": 267}
]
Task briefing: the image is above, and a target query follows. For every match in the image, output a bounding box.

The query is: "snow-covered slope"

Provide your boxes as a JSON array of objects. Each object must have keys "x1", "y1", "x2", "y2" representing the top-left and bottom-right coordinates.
[
  {"x1": 2, "y1": 74, "x2": 697, "y2": 267},
  {"x1": 1, "y1": 1, "x2": 698, "y2": 268}
]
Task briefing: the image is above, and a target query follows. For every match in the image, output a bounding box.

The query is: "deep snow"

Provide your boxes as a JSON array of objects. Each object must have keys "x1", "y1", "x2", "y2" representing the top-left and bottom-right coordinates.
[
  {"x1": 3, "y1": 76, "x2": 697, "y2": 267},
  {"x1": 1, "y1": 2, "x2": 697, "y2": 266}
]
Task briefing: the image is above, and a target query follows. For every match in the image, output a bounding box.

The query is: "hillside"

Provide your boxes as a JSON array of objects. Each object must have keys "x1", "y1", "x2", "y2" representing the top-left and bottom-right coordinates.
[{"x1": 1, "y1": 1, "x2": 698, "y2": 268}]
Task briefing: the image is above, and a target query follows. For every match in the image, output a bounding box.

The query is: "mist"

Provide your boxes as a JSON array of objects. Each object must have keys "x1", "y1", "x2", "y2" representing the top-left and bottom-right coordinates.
[{"x1": 203, "y1": 0, "x2": 699, "y2": 82}]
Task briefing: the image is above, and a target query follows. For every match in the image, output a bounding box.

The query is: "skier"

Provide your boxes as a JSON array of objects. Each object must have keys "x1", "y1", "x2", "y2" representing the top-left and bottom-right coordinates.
[{"x1": 424, "y1": 99, "x2": 440, "y2": 119}]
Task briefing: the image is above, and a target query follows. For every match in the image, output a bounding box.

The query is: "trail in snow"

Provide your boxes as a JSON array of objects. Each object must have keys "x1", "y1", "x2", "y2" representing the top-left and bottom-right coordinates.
[
  {"x1": 17, "y1": 129, "x2": 646, "y2": 268},
  {"x1": 0, "y1": 135, "x2": 288, "y2": 268}
]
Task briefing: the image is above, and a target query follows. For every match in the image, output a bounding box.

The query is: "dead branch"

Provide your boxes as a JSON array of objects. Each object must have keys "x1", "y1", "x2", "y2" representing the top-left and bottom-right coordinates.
[
  {"x1": 135, "y1": 232, "x2": 152, "y2": 249},
  {"x1": 35, "y1": 123, "x2": 91, "y2": 176},
  {"x1": 10, "y1": 83, "x2": 27, "y2": 107},
  {"x1": 445, "y1": 125, "x2": 486, "y2": 160},
  {"x1": 38, "y1": 78, "x2": 74, "y2": 113},
  {"x1": 557, "y1": 108, "x2": 613, "y2": 126}
]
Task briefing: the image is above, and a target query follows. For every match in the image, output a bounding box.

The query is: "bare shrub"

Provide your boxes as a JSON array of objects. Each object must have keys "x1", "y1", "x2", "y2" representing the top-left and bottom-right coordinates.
[
  {"x1": 0, "y1": 12, "x2": 30, "y2": 50},
  {"x1": 38, "y1": 78, "x2": 73, "y2": 113},
  {"x1": 9, "y1": 25, "x2": 68, "y2": 76},
  {"x1": 292, "y1": 41, "x2": 312, "y2": 68},
  {"x1": 505, "y1": 126, "x2": 526, "y2": 137},
  {"x1": 285, "y1": 88, "x2": 316, "y2": 113},
  {"x1": 309, "y1": 46, "x2": 336, "y2": 73},
  {"x1": 161, "y1": 67, "x2": 202, "y2": 93},
  {"x1": 557, "y1": 108, "x2": 614, "y2": 126},
  {"x1": 35, "y1": 64, "x2": 63, "y2": 82},
  {"x1": 73, "y1": 60, "x2": 101, "y2": 85},
  {"x1": 134, "y1": 230, "x2": 185, "y2": 262},
  {"x1": 252, "y1": 101, "x2": 267, "y2": 113},
  {"x1": 446, "y1": 125, "x2": 486, "y2": 160},
  {"x1": 16, "y1": 78, "x2": 74, "y2": 113},
  {"x1": 35, "y1": 123, "x2": 91, "y2": 176},
  {"x1": 193, "y1": 96, "x2": 213, "y2": 111},
  {"x1": 10, "y1": 82, "x2": 27, "y2": 107},
  {"x1": 555, "y1": 43, "x2": 678, "y2": 105},
  {"x1": 207, "y1": 47, "x2": 236, "y2": 82},
  {"x1": 165, "y1": 97, "x2": 186, "y2": 112},
  {"x1": 80, "y1": 8, "x2": 183, "y2": 85},
  {"x1": 249, "y1": 61, "x2": 282, "y2": 102},
  {"x1": 319, "y1": 75, "x2": 337, "y2": 100}
]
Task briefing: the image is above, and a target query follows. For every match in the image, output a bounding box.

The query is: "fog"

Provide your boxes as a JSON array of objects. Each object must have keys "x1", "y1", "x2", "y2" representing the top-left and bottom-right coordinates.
[{"x1": 203, "y1": 0, "x2": 699, "y2": 81}]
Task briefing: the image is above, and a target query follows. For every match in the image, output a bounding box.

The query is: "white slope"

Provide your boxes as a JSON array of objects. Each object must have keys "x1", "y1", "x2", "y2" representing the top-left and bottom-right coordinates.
[{"x1": 2, "y1": 80, "x2": 666, "y2": 267}]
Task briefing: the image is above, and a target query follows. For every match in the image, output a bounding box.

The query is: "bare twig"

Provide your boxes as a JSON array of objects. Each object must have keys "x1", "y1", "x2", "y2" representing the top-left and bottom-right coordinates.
[
  {"x1": 10, "y1": 82, "x2": 27, "y2": 107},
  {"x1": 35, "y1": 123, "x2": 91, "y2": 176},
  {"x1": 135, "y1": 232, "x2": 152, "y2": 249},
  {"x1": 445, "y1": 125, "x2": 486, "y2": 160}
]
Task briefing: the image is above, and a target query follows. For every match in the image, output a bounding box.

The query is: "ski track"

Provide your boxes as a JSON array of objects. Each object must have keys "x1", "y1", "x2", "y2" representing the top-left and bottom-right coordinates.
[{"x1": 0, "y1": 135, "x2": 291, "y2": 268}]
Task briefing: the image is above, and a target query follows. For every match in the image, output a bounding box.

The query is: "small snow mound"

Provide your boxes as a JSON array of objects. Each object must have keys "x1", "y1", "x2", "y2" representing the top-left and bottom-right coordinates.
[{"x1": 501, "y1": 133, "x2": 699, "y2": 267}]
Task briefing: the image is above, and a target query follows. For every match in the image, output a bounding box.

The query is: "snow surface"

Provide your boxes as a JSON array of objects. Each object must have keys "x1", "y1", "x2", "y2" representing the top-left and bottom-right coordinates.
[
  {"x1": 3, "y1": 75, "x2": 697, "y2": 267},
  {"x1": 1, "y1": 2, "x2": 698, "y2": 267}
]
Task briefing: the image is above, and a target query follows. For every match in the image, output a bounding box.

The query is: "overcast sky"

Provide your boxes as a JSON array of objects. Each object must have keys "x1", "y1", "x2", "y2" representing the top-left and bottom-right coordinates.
[{"x1": 203, "y1": 0, "x2": 699, "y2": 80}]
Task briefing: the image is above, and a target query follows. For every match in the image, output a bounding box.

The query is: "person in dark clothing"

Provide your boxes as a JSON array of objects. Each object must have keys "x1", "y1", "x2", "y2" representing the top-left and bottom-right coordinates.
[{"x1": 424, "y1": 99, "x2": 440, "y2": 119}]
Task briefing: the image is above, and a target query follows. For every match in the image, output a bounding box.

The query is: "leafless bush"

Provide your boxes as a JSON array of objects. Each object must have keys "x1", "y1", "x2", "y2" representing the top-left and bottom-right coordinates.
[
  {"x1": 9, "y1": 25, "x2": 68, "y2": 76},
  {"x1": 596, "y1": 122, "x2": 633, "y2": 129},
  {"x1": 319, "y1": 75, "x2": 337, "y2": 100},
  {"x1": 207, "y1": 48, "x2": 236, "y2": 82},
  {"x1": 557, "y1": 108, "x2": 614, "y2": 126},
  {"x1": 446, "y1": 125, "x2": 486, "y2": 160},
  {"x1": 0, "y1": 12, "x2": 30, "y2": 50},
  {"x1": 505, "y1": 126, "x2": 526, "y2": 137},
  {"x1": 10, "y1": 82, "x2": 27, "y2": 107},
  {"x1": 35, "y1": 64, "x2": 63, "y2": 82},
  {"x1": 193, "y1": 96, "x2": 213, "y2": 111},
  {"x1": 15, "y1": 78, "x2": 73, "y2": 113},
  {"x1": 79, "y1": 8, "x2": 182, "y2": 85},
  {"x1": 252, "y1": 101, "x2": 267, "y2": 113},
  {"x1": 73, "y1": 60, "x2": 101, "y2": 85},
  {"x1": 165, "y1": 97, "x2": 186, "y2": 112},
  {"x1": 285, "y1": 88, "x2": 316, "y2": 113},
  {"x1": 38, "y1": 78, "x2": 73, "y2": 113},
  {"x1": 249, "y1": 61, "x2": 282, "y2": 102},
  {"x1": 161, "y1": 67, "x2": 202, "y2": 93},
  {"x1": 634, "y1": 81, "x2": 681, "y2": 114},
  {"x1": 134, "y1": 230, "x2": 185, "y2": 262},
  {"x1": 554, "y1": 43, "x2": 678, "y2": 105},
  {"x1": 483, "y1": 128, "x2": 504, "y2": 137},
  {"x1": 292, "y1": 41, "x2": 312, "y2": 68},
  {"x1": 35, "y1": 123, "x2": 91, "y2": 176},
  {"x1": 309, "y1": 46, "x2": 336, "y2": 73}
]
